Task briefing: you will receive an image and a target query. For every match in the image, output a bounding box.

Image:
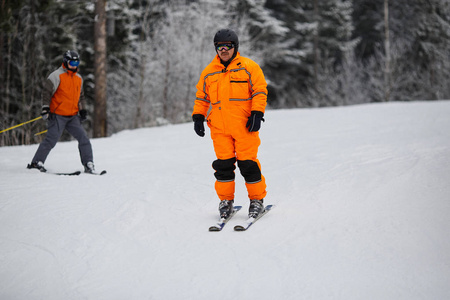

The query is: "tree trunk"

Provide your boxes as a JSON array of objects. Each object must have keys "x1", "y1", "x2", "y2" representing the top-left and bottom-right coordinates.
[
  {"x1": 94, "y1": 0, "x2": 107, "y2": 137},
  {"x1": 135, "y1": 36, "x2": 145, "y2": 129},
  {"x1": 313, "y1": 0, "x2": 319, "y2": 93},
  {"x1": 163, "y1": 59, "x2": 169, "y2": 119},
  {"x1": 384, "y1": 0, "x2": 391, "y2": 102}
]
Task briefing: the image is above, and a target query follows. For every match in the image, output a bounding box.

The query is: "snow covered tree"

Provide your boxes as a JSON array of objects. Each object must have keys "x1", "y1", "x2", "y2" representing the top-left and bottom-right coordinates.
[
  {"x1": 264, "y1": 0, "x2": 355, "y2": 107},
  {"x1": 352, "y1": 0, "x2": 450, "y2": 102},
  {"x1": 401, "y1": 0, "x2": 450, "y2": 100},
  {"x1": 231, "y1": 0, "x2": 289, "y2": 108},
  {"x1": 0, "y1": 0, "x2": 91, "y2": 145},
  {"x1": 124, "y1": 0, "x2": 247, "y2": 126},
  {"x1": 262, "y1": 0, "x2": 313, "y2": 107},
  {"x1": 307, "y1": 0, "x2": 357, "y2": 106},
  {"x1": 1, "y1": 0, "x2": 450, "y2": 146}
]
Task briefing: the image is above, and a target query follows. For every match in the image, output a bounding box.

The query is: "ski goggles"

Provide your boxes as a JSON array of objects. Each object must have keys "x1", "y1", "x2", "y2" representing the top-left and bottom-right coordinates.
[
  {"x1": 216, "y1": 43, "x2": 235, "y2": 51},
  {"x1": 68, "y1": 60, "x2": 80, "y2": 67}
]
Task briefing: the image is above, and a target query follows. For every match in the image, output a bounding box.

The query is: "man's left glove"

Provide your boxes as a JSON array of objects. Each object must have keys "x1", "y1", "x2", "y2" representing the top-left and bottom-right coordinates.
[
  {"x1": 246, "y1": 111, "x2": 264, "y2": 132},
  {"x1": 79, "y1": 109, "x2": 87, "y2": 122},
  {"x1": 192, "y1": 114, "x2": 205, "y2": 137}
]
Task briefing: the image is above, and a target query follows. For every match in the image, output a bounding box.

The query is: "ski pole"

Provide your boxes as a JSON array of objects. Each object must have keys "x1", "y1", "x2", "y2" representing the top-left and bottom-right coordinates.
[
  {"x1": 0, "y1": 116, "x2": 43, "y2": 134},
  {"x1": 34, "y1": 129, "x2": 48, "y2": 136}
]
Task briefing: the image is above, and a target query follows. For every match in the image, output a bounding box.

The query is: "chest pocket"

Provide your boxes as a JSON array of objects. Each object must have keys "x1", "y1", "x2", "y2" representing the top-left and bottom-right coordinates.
[
  {"x1": 230, "y1": 75, "x2": 250, "y2": 101},
  {"x1": 207, "y1": 78, "x2": 219, "y2": 103}
]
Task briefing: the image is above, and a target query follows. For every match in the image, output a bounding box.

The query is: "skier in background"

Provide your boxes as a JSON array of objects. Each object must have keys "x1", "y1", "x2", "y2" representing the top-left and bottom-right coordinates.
[
  {"x1": 27, "y1": 50, "x2": 96, "y2": 174},
  {"x1": 192, "y1": 29, "x2": 268, "y2": 219}
]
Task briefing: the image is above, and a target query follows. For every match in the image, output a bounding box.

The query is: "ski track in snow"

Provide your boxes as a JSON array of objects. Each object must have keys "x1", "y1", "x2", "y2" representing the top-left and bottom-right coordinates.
[{"x1": 1, "y1": 101, "x2": 450, "y2": 300}]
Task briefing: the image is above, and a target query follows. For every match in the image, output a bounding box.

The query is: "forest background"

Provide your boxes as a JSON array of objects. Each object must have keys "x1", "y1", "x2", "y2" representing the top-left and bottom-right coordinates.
[{"x1": 1, "y1": 0, "x2": 449, "y2": 146}]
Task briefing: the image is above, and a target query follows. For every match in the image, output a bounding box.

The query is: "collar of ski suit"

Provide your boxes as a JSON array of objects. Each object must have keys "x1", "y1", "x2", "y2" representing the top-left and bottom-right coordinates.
[
  {"x1": 216, "y1": 52, "x2": 241, "y2": 69},
  {"x1": 61, "y1": 63, "x2": 78, "y2": 74}
]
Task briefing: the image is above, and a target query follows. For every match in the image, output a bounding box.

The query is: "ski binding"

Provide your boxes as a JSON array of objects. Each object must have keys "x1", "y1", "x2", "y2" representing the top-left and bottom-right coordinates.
[
  {"x1": 234, "y1": 204, "x2": 274, "y2": 231},
  {"x1": 209, "y1": 205, "x2": 242, "y2": 232}
]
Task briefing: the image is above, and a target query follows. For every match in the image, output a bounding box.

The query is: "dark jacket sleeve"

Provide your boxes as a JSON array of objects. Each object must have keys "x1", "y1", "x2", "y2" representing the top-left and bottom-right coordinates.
[
  {"x1": 41, "y1": 79, "x2": 54, "y2": 107},
  {"x1": 78, "y1": 86, "x2": 86, "y2": 110}
]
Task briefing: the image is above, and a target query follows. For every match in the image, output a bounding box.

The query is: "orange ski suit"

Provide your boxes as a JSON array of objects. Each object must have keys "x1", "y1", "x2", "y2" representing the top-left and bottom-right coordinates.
[{"x1": 192, "y1": 53, "x2": 268, "y2": 201}]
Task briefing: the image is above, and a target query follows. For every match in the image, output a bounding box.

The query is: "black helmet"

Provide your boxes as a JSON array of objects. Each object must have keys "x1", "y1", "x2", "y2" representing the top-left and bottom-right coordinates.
[
  {"x1": 63, "y1": 50, "x2": 80, "y2": 70},
  {"x1": 214, "y1": 29, "x2": 239, "y2": 51}
]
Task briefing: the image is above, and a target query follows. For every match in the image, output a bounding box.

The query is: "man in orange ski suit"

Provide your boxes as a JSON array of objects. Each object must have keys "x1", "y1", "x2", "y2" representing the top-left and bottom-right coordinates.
[{"x1": 192, "y1": 29, "x2": 267, "y2": 218}]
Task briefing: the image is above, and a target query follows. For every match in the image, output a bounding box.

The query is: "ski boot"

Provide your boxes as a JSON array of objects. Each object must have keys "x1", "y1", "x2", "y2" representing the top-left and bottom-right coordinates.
[
  {"x1": 219, "y1": 200, "x2": 234, "y2": 219},
  {"x1": 248, "y1": 199, "x2": 265, "y2": 218},
  {"x1": 84, "y1": 161, "x2": 95, "y2": 174},
  {"x1": 27, "y1": 161, "x2": 47, "y2": 172}
]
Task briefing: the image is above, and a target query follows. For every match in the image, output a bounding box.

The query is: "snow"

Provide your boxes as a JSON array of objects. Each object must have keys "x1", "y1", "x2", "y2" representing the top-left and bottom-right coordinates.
[{"x1": 1, "y1": 101, "x2": 450, "y2": 300}]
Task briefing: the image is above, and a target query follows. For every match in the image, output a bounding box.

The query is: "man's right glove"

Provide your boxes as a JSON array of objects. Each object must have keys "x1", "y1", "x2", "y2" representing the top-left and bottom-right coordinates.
[
  {"x1": 41, "y1": 105, "x2": 50, "y2": 120},
  {"x1": 192, "y1": 114, "x2": 205, "y2": 137}
]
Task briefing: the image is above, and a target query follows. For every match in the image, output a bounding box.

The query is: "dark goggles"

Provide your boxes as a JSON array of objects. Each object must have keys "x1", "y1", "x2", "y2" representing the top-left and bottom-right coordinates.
[
  {"x1": 216, "y1": 43, "x2": 235, "y2": 51},
  {"x1": 68, "y1": 60, "x2": 80, "y2": 67}
]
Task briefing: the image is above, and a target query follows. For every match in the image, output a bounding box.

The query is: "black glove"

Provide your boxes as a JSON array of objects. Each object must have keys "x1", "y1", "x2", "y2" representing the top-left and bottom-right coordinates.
[
  {"x1": 246, "y1": 111, "x2": 264, "y2": 132},
  {"x1": 192, "y1": 114, "x2": 205, "y2": 137},
  {"x1": 79, "y1": 109, "x2": 87, "y2": 122},
  {"x1": 41, "y1": 105, "x2": 50, "y2": 120}
]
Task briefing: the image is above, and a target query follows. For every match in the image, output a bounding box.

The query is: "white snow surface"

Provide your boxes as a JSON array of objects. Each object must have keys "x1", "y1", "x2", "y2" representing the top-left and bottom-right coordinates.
[{"x1": 1, "y1": 101, "x2": 450, "y2": 300}]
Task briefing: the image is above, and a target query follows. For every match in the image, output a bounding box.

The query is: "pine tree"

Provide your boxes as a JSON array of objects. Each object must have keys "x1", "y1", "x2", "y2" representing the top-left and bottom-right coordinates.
[
  {"x1": 263, "y1": 0, "x2": 312, "y2": 107},
  {"x1": 307, "y1": 0, "x2": 356, "y2": 106},
  {"x1": 398, "y1": 0, "x2": 450, "y2": 100},
  {"x1": 0, "y1": 0, "x2": 89, "y2": 145},
  {"x1": 264, "y1": 0, "x2": 355, "y2": 107},
  {"x1": 352, "y1": 0, "x2": 450, "y2": 102}
]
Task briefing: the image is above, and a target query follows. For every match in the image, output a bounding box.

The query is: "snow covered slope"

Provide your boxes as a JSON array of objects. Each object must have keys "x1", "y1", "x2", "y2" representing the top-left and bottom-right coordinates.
[{"x1": 1, "y1": 101, "x2": 449, "y2": 300}]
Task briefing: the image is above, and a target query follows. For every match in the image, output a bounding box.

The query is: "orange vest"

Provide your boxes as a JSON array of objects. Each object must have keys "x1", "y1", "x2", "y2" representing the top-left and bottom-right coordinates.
[
  {"x1": 48, "y1": 66, "x2": 83, "y2": 116},
  {"x1": 193, "y1": 53, "x2": 267, "y2": 133}
]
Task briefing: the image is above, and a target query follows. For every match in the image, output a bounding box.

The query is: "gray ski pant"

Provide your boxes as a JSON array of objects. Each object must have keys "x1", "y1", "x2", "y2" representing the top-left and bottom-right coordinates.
[{"x1": 32, "y1": 114, "x2": 93, "y2": 165}]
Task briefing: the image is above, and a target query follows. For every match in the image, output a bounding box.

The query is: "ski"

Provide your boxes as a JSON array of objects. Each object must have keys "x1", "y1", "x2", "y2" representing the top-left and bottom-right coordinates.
[
  {"x1": 47, "y1": 170, "x2": 106, "y2": 176},
  {"x1": 209, "y1": 205, "x2": 242, "y2": 232},
  {"x1": 85, "y1": 170, "x2": 107, "y2": 175},
  {"x1": 27, "y1": 164, "x2": 105, "y2": 176},
  {"x1": 234, "y1": 205, "x2": 274, "y2": 231},
  {"x1": 53, "y1": 171, "x2": 81, "y2": 176},
  {"x1": 29, "y1": 168, "x2": 81, "y2": 176}
]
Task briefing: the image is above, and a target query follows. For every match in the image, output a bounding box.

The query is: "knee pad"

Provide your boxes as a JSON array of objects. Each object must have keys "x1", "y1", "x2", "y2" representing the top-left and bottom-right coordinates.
[
  {"x1": 212, "y1": 158, "x2": 236, "y2": 182},
  {"x1": 237, "y1": 160, "x2": 262, "y2": 183}
]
